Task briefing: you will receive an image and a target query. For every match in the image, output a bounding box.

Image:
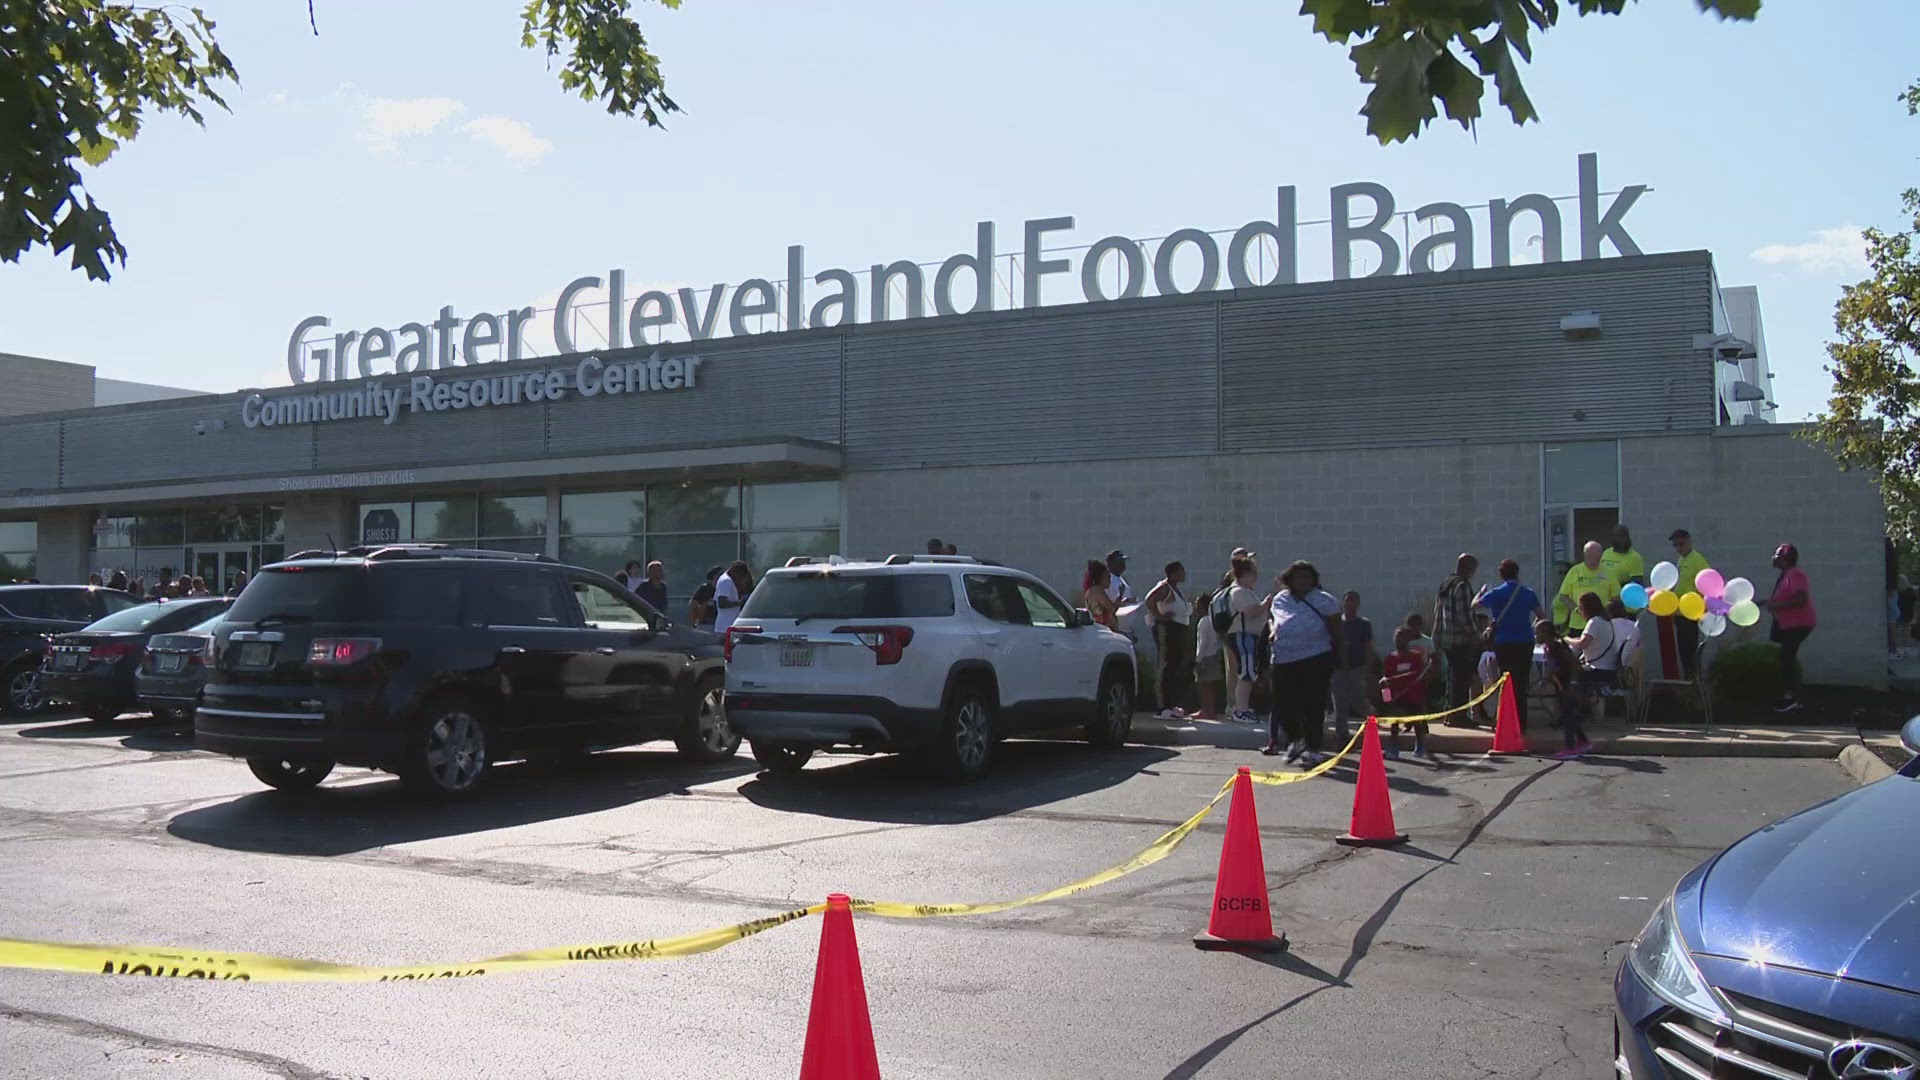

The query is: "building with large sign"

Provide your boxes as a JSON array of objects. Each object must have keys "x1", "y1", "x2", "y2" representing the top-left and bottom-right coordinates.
[{"x1": 0, "y1": 175, "x2": 1885, "y2": 688}]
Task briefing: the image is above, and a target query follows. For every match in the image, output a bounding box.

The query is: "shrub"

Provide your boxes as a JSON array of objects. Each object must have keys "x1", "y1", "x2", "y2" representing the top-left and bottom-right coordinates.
[{"x1": 1709, "y1": 643, "x2": 1798, "y2": 709}]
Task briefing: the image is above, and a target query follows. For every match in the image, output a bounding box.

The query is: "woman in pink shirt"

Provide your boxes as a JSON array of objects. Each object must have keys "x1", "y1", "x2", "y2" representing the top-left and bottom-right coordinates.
[{"x1": 1760, "y1": 543, "x2": 1816, "y2": 713}]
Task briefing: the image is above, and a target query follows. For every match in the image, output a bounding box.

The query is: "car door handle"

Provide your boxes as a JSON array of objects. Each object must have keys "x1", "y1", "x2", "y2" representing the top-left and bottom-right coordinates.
[
  {"x1": 499, "y1": 646, "x2": 526, "y2": 654},
  {"x1": 594, "y1": 647, "x2": 616, "y2": 655}
]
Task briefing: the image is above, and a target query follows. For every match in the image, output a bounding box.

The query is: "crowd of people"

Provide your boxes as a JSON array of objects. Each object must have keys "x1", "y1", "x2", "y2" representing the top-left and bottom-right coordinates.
[
  {"x1": 80, "y1": 567, "x2": 247, "y2": 600},
  {"x1": 1078, "y1": 528, "x2": 1820, "y2": 767}
]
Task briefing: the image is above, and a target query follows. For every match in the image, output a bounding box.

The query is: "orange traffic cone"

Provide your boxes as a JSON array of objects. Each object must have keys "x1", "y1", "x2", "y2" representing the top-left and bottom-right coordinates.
[
  {"x1": 799, "y1": 894, "x2": 881, "y2": 1080},
  {"x1": 1336, "y1": 717, "x2": 1408, "y2": 847},
  {"x1": 1487, "y1": 677, "x2": 1528, "y2": 756},
  {"x1": 1192, "y1": 766, "x2": 1288, "y2": 953}
]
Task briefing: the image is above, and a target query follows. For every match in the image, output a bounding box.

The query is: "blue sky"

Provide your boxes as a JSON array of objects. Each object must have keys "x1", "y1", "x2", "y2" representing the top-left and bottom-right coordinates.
[{"x1": 3, "y1": 0, "x2": 1915, "y2": 419}]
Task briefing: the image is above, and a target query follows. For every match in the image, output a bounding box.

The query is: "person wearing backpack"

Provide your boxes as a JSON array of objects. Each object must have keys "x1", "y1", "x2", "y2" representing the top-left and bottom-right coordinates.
[
  {"x1": 1192, "y1": 589, "x2": 1224, "y2": 720},
  {"x1": 1222, "y1": 557, "x2": 1271, "y2": 725}
]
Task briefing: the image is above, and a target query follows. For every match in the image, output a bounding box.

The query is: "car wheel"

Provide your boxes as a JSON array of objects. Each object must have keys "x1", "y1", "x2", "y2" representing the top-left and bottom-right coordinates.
[
  {"x1": 675, "y1": 676, "x2": 740, "y2": 763},
  {"x1": 247, "y1": 757, "x2": 334, "y2": 791},
  {"x1": 400, "y1": 696, "x2": 494, "y2": 797},
  {"x1": 933, "y1": 687, "x2": 994, "y2": 781},
  {"x1": 1085, "y1": 668, "x2": 1134, "y2": 749},
  {"x1": 751, "y1": 741, "x2": 814, "y2": 775},
  {"x1": 3, "y1": 663, "x2": 46, "y2": 717}
]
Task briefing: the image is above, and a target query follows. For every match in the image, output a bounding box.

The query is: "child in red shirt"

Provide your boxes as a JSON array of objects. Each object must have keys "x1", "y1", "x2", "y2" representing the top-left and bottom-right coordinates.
[{"x1": 1379, "y1": 625, "x2": 1432, "y2": 759}]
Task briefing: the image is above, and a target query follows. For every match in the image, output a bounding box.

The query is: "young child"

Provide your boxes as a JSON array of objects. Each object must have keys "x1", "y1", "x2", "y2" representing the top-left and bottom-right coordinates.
[
  {"x1": 1472, "y1": 612, "x2": 1498, "y2": 726},
  {"x1": 1191, "y1": 589, "x2": 1223, "y2": 720},
  {"x1": 1535, "y1": 618, "x2": 1589, "y2": 759},
  {"x1": 1379, "y1": 625, "x2": 1432, "y2": 759}
]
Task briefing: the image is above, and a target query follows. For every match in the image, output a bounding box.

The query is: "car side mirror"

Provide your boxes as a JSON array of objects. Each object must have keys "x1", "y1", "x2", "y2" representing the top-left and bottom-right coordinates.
[
  {"x1": 1902, "y1": 715, "x2": 1920, "y2": 757},
  {"x1": 1072, "y1": 608, "x2": 1094, "y2": 628}
]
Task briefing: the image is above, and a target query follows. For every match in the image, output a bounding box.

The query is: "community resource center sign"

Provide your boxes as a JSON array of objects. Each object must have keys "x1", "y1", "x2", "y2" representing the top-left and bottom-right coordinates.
[{"x1": 283, "y1": 152, "x2": 1647, "y2": 386}]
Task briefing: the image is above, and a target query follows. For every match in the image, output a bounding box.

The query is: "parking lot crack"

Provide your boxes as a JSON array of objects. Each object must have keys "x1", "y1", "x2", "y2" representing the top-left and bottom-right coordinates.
[{"x1": 0, "y1": 1003, "x2": 345, "y2": 1080}]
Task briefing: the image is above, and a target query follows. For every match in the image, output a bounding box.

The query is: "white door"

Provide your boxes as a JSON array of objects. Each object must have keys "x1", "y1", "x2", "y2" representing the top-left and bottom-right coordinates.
[
  {"x1": 1012, "y1": 580, "x2": 1098, "y2": 703},
  {"x1": 961, "y1": 574, "x2": 1048, "y2": 710}
]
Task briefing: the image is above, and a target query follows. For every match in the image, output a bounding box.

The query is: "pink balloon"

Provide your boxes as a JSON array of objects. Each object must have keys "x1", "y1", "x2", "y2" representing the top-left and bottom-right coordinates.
[{"x1": 1695, "y1": 569, "x2": 1725, "y2": 599}]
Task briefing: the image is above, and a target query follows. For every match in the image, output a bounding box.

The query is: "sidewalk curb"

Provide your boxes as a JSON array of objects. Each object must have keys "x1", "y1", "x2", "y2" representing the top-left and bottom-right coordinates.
[
  {"x1": 1123, "y1": 714, "x2": 1857, "y2": 759},
  {"x1": 1838, "y1": 742, "x2": 1896, "y2": 786}
]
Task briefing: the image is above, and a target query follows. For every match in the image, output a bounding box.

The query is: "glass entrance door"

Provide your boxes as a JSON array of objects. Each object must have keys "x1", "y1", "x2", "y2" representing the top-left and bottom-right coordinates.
[{"x1": 189, "y1": 546, "x2": 253, "y2": 595}]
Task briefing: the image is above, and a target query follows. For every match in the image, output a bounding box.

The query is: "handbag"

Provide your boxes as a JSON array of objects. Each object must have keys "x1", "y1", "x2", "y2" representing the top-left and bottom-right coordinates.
[
  {"x1": 1480, "y1": 582, "x2": 1522, "y2": 651},
  {"x1": 1578, "y1": 619, "x2": 1622, "y2": 689}
]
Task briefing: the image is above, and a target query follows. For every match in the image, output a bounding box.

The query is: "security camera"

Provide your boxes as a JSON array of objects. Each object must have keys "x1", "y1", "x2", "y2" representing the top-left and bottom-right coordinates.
[{"x1": 1715, "y1": 336, "x2": 1755, "y2": 360}]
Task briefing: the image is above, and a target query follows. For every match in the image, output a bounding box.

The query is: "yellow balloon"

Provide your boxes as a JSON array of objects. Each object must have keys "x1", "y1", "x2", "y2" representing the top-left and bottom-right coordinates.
[
  {"x1": 1648, "y1": 589, "x2": 1679, "y2": 617},
  {"x1": 1678, "y1": 592, "x2": 1707, "y2": 621}
]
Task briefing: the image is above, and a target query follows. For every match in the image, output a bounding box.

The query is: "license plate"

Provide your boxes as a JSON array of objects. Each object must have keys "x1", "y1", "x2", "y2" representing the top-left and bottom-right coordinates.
[
  {"x1": 236, "y1": 642, "x2": 274, "y2": 668},
  {"x1": 157, "y1": 653, "x2": 185, "y2": 673},
  {"x1": 780, "y1": 639, "x2": 813, "y2": 667},
  {"x1": 54, "y1": 651, "x2": 82, "y2": 671}
]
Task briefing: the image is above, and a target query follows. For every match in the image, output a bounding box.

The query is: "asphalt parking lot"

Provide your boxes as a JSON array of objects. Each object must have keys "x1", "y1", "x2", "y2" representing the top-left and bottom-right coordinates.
[{"x1": 0, "y1": 713, "x2": 1858, "y2": 1079}]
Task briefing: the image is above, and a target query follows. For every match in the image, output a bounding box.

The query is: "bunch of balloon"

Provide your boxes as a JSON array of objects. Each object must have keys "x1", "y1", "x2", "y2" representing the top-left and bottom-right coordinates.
[{"x1": 1620, "y1": 562, "x2": 1761, "y2": 638}]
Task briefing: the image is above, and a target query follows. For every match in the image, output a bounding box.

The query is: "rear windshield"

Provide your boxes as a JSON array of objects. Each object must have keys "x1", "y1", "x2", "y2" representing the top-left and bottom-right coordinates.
[
  {"x1": 740, "y1": 572, "x2": 955, "y2": 620},
  {"x1": 227, "y1": 565, "x2": 465, "y2": 625},
  {"x1": 82, "y1": 599, "x2": 226, "y2": 634}
]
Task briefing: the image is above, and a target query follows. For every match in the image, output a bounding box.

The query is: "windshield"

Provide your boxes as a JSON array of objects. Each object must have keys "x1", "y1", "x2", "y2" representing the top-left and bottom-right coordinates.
[
  {"x1": 189, "y1": 612, "x2": 227, "y2": 633},
  {"x1": 82, "y1": 599, "x2": 226, "y2": 634},
  {"x1": 740, "y1": 572, "x2": 955, "y2": 620},
  {"x1": 226, "y1": 566, "x2": 366, "y2": 623}
]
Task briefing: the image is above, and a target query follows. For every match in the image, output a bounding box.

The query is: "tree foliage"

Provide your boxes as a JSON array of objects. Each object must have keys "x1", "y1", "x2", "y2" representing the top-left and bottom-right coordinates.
[
  {"x1": 0, "y1": 1, "x2": 682, "y2": 282},
  {"x1": 1807, "y1": 79, "x2": 1920, "y2": 540},
  {"x1": 1300, "y1": 0, "x2": 1762, "y2": 144}
]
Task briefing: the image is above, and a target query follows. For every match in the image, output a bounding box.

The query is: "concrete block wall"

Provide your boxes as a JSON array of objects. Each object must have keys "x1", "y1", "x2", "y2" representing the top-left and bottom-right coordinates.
[{"x1": 1622, "y1": 427, "x2": 1884, "y2": 688}]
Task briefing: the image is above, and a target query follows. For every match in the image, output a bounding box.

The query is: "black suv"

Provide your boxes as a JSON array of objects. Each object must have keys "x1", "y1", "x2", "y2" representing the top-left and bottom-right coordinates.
[
  {"x1": 196, "y1": 546, "x2": 736, "y2": 796},
  {"x1": 1, "y1": 584, "x2": 141, "y2": 716}
]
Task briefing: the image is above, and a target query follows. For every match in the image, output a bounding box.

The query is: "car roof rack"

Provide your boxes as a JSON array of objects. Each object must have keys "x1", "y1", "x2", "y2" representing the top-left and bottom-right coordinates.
[
  {"x1": 277, "y1": 545, "x2": 553, "y2": 564},
  {"x1": 883, "y1": 554, "x2": 981, "y2": 565},
  {"x1": 784, "y1": 555, "x2": 850, "y2": 568}
]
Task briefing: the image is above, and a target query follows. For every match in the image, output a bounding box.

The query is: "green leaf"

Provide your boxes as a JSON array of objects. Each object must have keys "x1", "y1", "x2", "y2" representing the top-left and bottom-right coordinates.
[
  {"x1": 1427, "y1": 48, "x2": 1485, "y2": 128},
  {"x1": 1299, "y1": 0, "x2": 1375, "y2": 40},
  {"x1": 75, "y1": 135, "x2": 119, "y2": 167},
  {"x1": 1354, "y1": 33, "x2": 1442, "y2": 143}
]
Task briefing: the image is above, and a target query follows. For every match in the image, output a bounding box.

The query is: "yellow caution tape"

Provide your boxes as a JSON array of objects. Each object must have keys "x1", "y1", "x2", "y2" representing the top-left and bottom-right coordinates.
[
  {"x1": 0, "y1": 904, "x2": 822, "y2": 982},
  {"x1": 1372, "y1": 673, "x2": 1510, "y2": 726}
]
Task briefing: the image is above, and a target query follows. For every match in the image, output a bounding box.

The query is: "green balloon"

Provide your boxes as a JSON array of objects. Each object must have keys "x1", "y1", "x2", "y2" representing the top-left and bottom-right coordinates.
[{"x1": 1728, "y1": 600, "x2": 1761, "y2": 627}]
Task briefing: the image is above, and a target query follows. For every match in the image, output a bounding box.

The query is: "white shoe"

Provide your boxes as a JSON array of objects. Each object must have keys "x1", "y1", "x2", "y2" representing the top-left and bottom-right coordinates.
[{"x1": 1155, "y1": 708, "x2": 1181, "y2": 720}]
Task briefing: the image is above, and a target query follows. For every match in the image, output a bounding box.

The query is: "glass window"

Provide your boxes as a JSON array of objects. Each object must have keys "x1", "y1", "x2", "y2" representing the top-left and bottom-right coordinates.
[
  {"x1": 413, "y1": 496, "x2": 477, "y2": 541},
  {"x1": 744, "y1": 530, "x2": 839, "y2": 578},
  {"x1": 134, "y1": 549, "x2": 187, "y2": 584},
  {"x1": 568, "y1": 579, "x2": 651, "y2": 630},
  {"x1": 746, "y1": 481, "x2": 840, "y2": 530},
  {"x1": 186, "y1": 507, "x2": 262, "y2": 543},
  {"x1": 560, "y1": 490, "x2": 645, "y2": 536},
  {"x1": 0, "y1": 590, "x2": 46, "y2": 618},
  {"x1": 364, "y1": 568, "x2": 465, "y2": 625},
  {"x1": 43, "y1": 590, "x2": 95, "y2": 622},
  {"x1": 476, "y1": 538, "x2": 545, "y2": 556},
  {"x1": 357, "y1": 502, "x2": 412, "y2": 544},
  {"x1": 263, "y1": 506, "x2": 285, "y2": 543},
  {"x1": 481, "y1": 569, "x2": 569, "y2": 627},
  {"x1": 558, "y1": 535, "x2": 645, "y2": 575},
  {"x1": 85, "y1": 598, "x2": 228, "y2": 635},
  {"x1": 226, "y1": 567, "x2": 366, "y2": 622},
  {"x1": 963, "y1": 574, "x2": 1025, "y2": 625},
  {"x1": 0, "y1": 554, "x2": 35, "y2": 581},
  {"x1": 1543, "y1": 441, "x2": 1619, "y2": 504},
  {"x1": 94, "y1": 516, "x2": 134, "y2": 549},
  {"x1": 650, "y1": 482, "x2": 739, "y2": 532},
  {"x1": 480, "y1": 494, "x2": 546, "y2": 538},
  {"x1": 741, "y1": 572, "x2": 954, "y2": 620},
  {"x1": 132, "y1": 511, "x2": 183, "y2": 546},
  {"x1": 1015, "y1": 582, "x2": 1072, "y2": 629},
  {"x1": 99, "y1": 591, "x2": 140, "y2": 613},
  {"x1": 645, "y1": 533, "x2": 738, "y2": 601},
  {"x1": 0, "y1": 521, "x2": 35, "y2": 551}
]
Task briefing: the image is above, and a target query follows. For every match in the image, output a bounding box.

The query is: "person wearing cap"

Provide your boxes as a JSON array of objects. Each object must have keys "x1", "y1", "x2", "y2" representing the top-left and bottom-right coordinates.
[
  {"x1": 1104, "y1": 550, "x2": 1132, "y2": 605},
  {"x1": 1599, "y1": 524, "x2": 1646, "y2": 590},
  {"x1": 1759, "y1": 543, "x2": 1816, "y2": 713},
  {"x1": 1668, "y1": 529, "x2": 1710, "y2": 675}
]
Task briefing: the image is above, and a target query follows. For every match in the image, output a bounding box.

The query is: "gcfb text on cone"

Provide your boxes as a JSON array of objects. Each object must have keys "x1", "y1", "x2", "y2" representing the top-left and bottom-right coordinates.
[{"x1": 1193, "y1": 766, "x2": 1288, "y2": 953}]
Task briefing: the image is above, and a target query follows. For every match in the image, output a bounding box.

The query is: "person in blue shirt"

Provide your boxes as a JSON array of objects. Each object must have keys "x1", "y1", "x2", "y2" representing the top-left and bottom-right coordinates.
[{"x1": 1473, "y1": 558, "x2": 1547, "y2": 732}]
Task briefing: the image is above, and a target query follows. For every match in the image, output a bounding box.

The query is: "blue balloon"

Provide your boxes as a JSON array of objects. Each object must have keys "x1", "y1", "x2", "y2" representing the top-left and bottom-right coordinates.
[{"x1": 1621, "y1": 582, "x2": 1649, "y2": 611}]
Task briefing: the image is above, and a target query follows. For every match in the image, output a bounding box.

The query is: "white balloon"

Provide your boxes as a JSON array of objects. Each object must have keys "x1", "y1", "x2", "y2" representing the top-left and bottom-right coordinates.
[
  {"x1": 1650, "y1": 561, "x2": 1680, "y2": 592},
  {"x1": 1699, "y1": 612, "x2": 1728, "y2": 638},
  {"x1": 1723, "y1": 577, "x2": 1754, "y2": 606}
]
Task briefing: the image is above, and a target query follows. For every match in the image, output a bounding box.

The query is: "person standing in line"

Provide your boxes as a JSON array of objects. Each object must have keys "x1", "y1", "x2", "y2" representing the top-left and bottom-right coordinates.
[
  {"x1": 1554, "y1": 542, "x2": 1617, "y2": 633},
  {"x1": 1432, "y1": 552, "x2": 1480, "y2": 723},
  {"x1": 1328, "y1": 591, "x2": 1377, "y2": 744},
  {"x1": 633, "y1": 561, "x2": 669, "y2": 614},
  {"x1": 1668, "y1": 529, "x2": 1710, "y2": 676},
  {"x1": 926, "y1": 538, "x2": 944, "y2": 556},
  {"x1": 1536, "y1": 619, "x2": 1588, "y2": 760},
  {"x1": 1216, "y1": 548, "x2": 1255, "y2": 685},
  {"x1": 1475, "y1": 559, "x2": 1547, "y2": 732},
  {"x1": 1082, "y1": 561, "x2": 1118, "y2": 629},
  {"x1": 1224, "y1": 557, "x2": 1270, "y2": 725},
  {"x1": 1759, "y1": 543, "x2": 1816, "y2": 713},
  {"x1": 108, "y1": 570, "x2": 128, "y2": 592},
  {"x1": 1104, "y1": 551, "x2": 1133, "y2": 605},
  {"x1": 1192, "y1": 588, "x2": 1224, "y2": 720},
  {"x1": 227, "y1": 571, "x2": 248, "y2": 598},
  {"x1": 1379, "y1": 624, "x2": 1433, "y2": 760},
  {"x1": 1143, "y1": 562, "x2": 1192, "y2": 719},
  {"x1": 943, "y1": 542, "x2": 959, "y2": 557},
  {"x1": 713, "y1": 561, "x2": 754, "y2": 635},
  {"x1": 689, "y1": 565, "x2": 723, "y2": 629},
  {"x1": 189, "y1": 577, "x2": 211, "y2": 597},
  {"x1": 1600, "y1": 524, "x2": 1647, "y2": 590},
  {"x1": 125, "y1": 575, "x2": 142, "y2": 598},
  {"x1": 1264, "y1": 561, "x2": 1340, "y2": 764},
  {"x1": 87, "y1": 572, "x2": 101, "y2": 586}
]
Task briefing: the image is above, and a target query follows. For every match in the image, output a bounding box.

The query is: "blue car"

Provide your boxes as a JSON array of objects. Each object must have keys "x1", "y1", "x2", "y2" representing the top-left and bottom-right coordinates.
[{"x1": 1615, "y1": 718, "x2": 1920, "y2": 1078}]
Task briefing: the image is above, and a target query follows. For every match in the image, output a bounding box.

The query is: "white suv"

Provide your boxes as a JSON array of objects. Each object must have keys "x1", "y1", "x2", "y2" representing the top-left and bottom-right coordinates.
[{"x1": 724, "y1": 555, "x2": 1137, "y2": 780}]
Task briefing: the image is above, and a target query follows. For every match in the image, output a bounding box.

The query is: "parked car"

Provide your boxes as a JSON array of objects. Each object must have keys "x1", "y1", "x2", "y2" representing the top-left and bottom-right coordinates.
[
  {"x1": 1614, "y1": 717, "x2": 1920, "y2": 1079},
  {"x1": 0, "y1": 584, "x2": 141, "y2": 716},
  {"x1": 196, "y1": 544, "x2": 734, "y2": 797},
  {"x1": 39, "y1": 598, "x2": 233, "y2": 722},
  {"x1": 136, "y1": 610, "x2": 231, "y2": 725},
  {"x1": 725, "y1": 555, "x2": 1137, "y2": 781}
]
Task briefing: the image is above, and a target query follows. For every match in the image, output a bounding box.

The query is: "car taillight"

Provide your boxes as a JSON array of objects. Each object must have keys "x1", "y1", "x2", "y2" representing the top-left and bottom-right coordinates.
[
  {"x1": 834, "y1": 625, "x2": 914, "y2": 665},
  {"x1": 307, "y1": 637, "x2": 381, "y2": 666},
  {"x1": 90, "y1": 642, "x2": 141, "y2": 661},
  {"x1": 724, "y1": 625, "x2": 761, "y2": 662}
]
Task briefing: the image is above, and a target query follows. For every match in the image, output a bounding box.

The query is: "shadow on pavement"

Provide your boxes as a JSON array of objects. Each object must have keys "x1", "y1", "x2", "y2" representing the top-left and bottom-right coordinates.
[
  {"x1": 167, "y1": 748, "x2": 757, "y2": 857},
  {"x1": 737, "y1": 739, "x2": 1179, "y2": 825}
]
